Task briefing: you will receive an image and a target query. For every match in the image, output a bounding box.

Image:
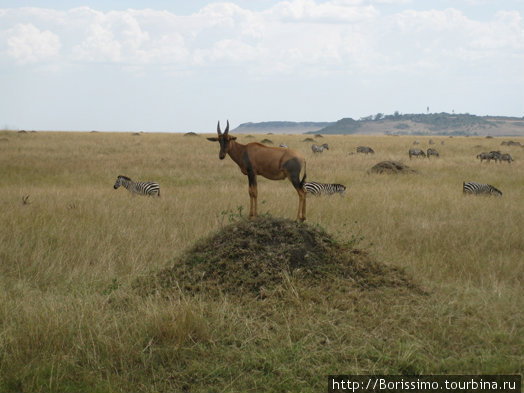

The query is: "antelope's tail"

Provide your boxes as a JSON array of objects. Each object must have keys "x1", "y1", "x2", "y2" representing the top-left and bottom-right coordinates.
[{"x1": 300, "y1": 161, "x2": 307, "y2": 189}]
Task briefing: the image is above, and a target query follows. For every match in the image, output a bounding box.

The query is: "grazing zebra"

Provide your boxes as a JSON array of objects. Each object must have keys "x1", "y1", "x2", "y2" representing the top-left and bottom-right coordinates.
[
  {"x1": 304, "y1": 181, "x2": 346, "y2": 196},
  {"x1": 409, "y1": 148, "x2": 426, "y2": 159},
  {"x1": 113, "y1": 175, "x2": 160, "y2": 197},
  {"x1": 476, "y1": 152, "x2": 491, "y2": 163},
  {"x1": 356, "y1": 146, "x2": 375, "y2": 154},
  {"x1": 463, "y1": 181, "x2": 502, "y2": 196},
  {"x1": 489, "y1": 151, "x2": 502, "y2": 163},
  {"x1": 311, "y1": 143, "x2": 329, "y2": 154},
  {"x1": 500, "y1": 153, "x2": 513, "y2": 163},
  {"x1": 426, "y1": 148, "x2": 440, "y2": 158}
]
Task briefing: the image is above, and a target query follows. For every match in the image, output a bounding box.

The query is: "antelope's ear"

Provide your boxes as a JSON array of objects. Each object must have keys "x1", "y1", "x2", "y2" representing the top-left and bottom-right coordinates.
[{"x1": 207, "y1": 137, "x2": 219, "y2": 142}]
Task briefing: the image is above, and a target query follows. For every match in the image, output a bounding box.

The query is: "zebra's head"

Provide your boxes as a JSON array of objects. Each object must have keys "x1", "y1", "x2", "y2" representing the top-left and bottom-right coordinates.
[
  {"x1": 114, "y1": 175, "x2": 130, "y2": 189},
  {"x1": 335, "y1": 184, "x2": 346, "y2": 196}
]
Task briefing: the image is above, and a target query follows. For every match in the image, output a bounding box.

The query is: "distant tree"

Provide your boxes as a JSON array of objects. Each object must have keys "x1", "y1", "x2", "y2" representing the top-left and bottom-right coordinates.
[
  {"x1": 394, "y1": 111, "x2": 400, "y2": 118},
  {"x1": 374, "y1": 113, "x2": 384, "y2": 121}
]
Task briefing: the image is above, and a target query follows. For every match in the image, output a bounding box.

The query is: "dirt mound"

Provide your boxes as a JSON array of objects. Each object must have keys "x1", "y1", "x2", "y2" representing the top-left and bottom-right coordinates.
[
  {"x1": 369, "y1": 160, "x2": 416, "y2": 174},
  {"x1": 136, "y1": 216, "x2": 419, "y2": 297}
]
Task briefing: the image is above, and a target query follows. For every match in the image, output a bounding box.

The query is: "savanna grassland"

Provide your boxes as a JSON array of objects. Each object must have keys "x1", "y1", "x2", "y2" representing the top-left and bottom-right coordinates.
[{"x1": 0, "y1": 130, "x2": 523, "y2": 392}]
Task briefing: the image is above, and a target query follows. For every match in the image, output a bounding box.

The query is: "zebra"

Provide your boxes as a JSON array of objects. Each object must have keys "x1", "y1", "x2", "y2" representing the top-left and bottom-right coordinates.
[
  {"x1": 500, "y1": 153, "x2": 513, "y2": 164},
  {"x1": 279, "y1": 143, "x2": 288, "y2": 148},
  {"x1": 476, "y1": 152, "x2": 491, "y2": 163},
  {"x1": 303, "y1": 181, "x2": 346, "y2": 196},
  {"x1": 489, "y1": 151, "x2": 502, "y2": 163},
  {"x1": 409, "y1": 148, "x2": 426, "y2": 159},
  {"x1": 426, "y1": 148, "x2": 440, "y2": 158},
  {"x1": 463, "y1": 181, "x2": 502, "y2": 197},
  {"x1": 311, "y1": 143, "x2": 329, "y2": 154},
  {"x1": 113, "y1": 175, "x2": 160, "y2": 197},
  {"x1": 356, "y1": 146, "x2": 375, "y2": 154}
]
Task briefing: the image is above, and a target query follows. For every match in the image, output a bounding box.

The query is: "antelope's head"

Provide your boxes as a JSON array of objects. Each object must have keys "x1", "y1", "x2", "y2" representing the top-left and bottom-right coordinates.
[{"x1": 207, "y1": 120, "x2": 236, "y2": 160}]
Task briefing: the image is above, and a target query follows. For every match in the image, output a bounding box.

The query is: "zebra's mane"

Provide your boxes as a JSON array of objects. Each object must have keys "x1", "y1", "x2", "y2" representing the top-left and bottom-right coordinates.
[{"x1": 118, "y1": 175, "x2": 131, "y2": 181}]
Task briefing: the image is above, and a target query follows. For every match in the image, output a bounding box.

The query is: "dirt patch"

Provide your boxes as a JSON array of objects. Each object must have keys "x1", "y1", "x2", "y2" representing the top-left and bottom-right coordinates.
[
  {"x1": 135, "y1": 216, "x2": 420, "y2": 297},
  {"x1": 369, "y1": 161, "x2": 416, "y2": 174}
]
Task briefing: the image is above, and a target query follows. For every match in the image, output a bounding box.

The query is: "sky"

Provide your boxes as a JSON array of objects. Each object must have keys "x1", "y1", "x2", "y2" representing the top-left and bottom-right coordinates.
[{"x1": 1, "y1": 0, "x2": 523, "y2": 132}]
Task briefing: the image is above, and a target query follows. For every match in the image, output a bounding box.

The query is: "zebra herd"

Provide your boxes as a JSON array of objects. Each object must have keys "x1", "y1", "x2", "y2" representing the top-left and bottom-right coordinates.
[
  {"x1": 408, "y1": 148, "x2": 440, "y2": 159},
  {"x1": 476, "y1": 151, "x2": 513, "y2": 164},
  {"x1": 115, "y1": 137, "x2": 514, "y2": 200}
]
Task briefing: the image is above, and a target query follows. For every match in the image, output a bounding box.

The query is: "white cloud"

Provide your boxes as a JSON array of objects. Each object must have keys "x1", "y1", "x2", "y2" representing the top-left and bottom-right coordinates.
[
  {"x1": 0, "y1": 1, "x2": 522, "y2": 77},
  {"x1": 6, "y1": 23, "x2": 61, "y2": 64}
]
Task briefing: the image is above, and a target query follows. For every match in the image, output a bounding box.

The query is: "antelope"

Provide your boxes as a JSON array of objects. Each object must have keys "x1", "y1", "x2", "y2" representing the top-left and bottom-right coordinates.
[{"x1": 207, "y1": 121, "x2": 307, "y2": 221}]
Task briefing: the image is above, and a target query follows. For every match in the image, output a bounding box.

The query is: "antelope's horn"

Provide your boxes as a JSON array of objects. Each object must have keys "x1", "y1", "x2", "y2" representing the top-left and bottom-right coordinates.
[
  {"x1": 224, "y1": 120, "x2": 230, "y2": 135},
  {"x1": 217, "y1": 121, "x2": 222, "y2": 135}
]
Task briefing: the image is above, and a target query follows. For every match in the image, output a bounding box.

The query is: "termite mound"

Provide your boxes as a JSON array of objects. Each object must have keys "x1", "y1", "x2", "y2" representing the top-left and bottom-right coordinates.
[{"x1": 136, "y1": 216, "x2": 422, "y2": 298}]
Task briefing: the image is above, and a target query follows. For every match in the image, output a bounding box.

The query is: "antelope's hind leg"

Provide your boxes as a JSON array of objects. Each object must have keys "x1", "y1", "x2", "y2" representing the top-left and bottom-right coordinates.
[
  {"x1": 296, "y1": 187, "x2": 306, "y2": 222},
  {"x1": 283, "y1": 157, "x2": 307, "y2": 221}
]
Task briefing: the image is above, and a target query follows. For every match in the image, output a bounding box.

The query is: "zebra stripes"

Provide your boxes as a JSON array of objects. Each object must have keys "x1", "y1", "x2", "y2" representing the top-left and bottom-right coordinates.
[
  {"x1": 114, "y1": 175, "x2": 160, "y2": 197},
  {"x1": 463, "y1": 181, "x2": 502, "y2": 196},
  {"x1": 304, "y1": 181, "x2": 346, "y2": 196}
]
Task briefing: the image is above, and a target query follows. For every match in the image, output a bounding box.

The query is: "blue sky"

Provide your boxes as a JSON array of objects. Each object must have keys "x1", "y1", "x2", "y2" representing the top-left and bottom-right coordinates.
[{"x1": 1, "y1": 0, "x2": 523, "y2": 132}]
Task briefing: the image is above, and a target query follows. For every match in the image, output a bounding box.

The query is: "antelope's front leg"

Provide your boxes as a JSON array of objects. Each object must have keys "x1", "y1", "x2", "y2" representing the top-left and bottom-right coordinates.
[{"x1": 247, "y1": 171, "x2": 258, "y2": 219}]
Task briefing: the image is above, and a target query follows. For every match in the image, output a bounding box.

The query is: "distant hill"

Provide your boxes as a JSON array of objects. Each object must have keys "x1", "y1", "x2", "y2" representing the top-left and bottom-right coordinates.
[
  {"x1": 307, "y1": 113, "x2": 524, "y2": 136},
  {"x1": 230, "y1": 114, "x2": 524, "y2": 136},
  {"x1": 233, "y1": 121, "x2": 333, "y2": 134}
]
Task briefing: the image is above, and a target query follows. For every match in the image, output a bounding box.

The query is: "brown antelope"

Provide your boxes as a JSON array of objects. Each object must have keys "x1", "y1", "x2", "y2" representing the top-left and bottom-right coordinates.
[{"x1": 207, "y1": 121, "x2": 307, "y2": 221}]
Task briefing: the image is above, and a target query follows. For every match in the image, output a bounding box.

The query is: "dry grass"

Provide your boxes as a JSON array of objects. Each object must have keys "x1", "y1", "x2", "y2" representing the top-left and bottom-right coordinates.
[{"x1": 0, "y1": 130, "x2": 523, "y2": 392}]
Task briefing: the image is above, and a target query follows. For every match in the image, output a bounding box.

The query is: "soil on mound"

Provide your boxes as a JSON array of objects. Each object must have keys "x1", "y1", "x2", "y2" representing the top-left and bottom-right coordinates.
[
  {"x1": 138, "y1": 216, "x2": 419, "y2": 297},
  {"x1": 369, "y1": 160, "x2": 416, "y2": 174}
]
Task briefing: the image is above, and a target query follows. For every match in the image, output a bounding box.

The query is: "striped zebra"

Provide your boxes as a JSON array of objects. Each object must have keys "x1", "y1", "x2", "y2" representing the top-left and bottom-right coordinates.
[
  {"x1": 500, "y1": 153, "x2": 513, "y2": 163},
  {"x1": 476, "y1": 152, "x2": 491, "y2": 163},
  {"x1": 356, "y1": 146, "x2": 374, "y2": 154},
  {"x1": 311, "y1": 143, "x2": 329, "y2": 153},
  {"x1": 304, "y1": 181, "x2": 346, "y2": 196},
  {"x1": 489, "y1": 151, "x2": 502, "y2": 163},
  {"x1": 409, "y1": 148, "x2": 426, "y2": 159},
  {"x1": 426, "y1": 148, "x2": 440, "y2": 158},
  {"x1": 113, "y1": 175, "x2": 160, "y2": 197},
  {"x1": 463, "y1": 181, "x2": 502, "y2": 196}
]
